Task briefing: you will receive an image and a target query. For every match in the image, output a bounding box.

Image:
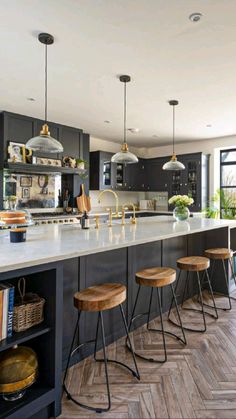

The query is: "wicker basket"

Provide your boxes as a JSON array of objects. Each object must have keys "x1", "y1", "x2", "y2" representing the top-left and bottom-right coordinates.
[{"x1": 13, "y1": 278, "x2": 45, "y2": 332}]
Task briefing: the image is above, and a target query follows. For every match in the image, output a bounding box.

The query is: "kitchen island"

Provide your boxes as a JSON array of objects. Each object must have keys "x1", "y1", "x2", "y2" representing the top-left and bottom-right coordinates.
[{"x1": 0, "y1": 216, "x2": 236, "y2": 419}]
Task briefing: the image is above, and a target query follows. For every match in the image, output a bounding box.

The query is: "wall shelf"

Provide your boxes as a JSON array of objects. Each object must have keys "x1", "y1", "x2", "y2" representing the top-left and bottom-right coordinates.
[
  {"x1": 4, "y1": 162, "x2": 82, "y2": 175},
  {"x1": 0, "y1": 325, "x2": 51, "y2": 353}
]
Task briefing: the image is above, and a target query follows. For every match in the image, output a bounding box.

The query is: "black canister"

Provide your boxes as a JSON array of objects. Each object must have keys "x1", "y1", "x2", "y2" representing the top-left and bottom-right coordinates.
[{"x1": 10, "y1": 228, "x2": 27, "y2": 243}]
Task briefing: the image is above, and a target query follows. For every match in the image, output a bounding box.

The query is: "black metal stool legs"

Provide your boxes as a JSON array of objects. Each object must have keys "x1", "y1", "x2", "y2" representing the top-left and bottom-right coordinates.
[
  {"x1": 64, "y1": 305, "x2": 140, "y2": 414},
  {"x1": 127, "y1": 283, "x2": 186, "y2": 363},
  {"x1": 201, "y1": 258, "x2": 236, "y2": 311},
  {"x1": 168, "y1": 269, "x2": 218, "y2": 333}
]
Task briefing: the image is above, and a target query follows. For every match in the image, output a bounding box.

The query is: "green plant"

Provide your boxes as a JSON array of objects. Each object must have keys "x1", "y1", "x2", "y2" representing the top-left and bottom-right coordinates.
[{"x1": 203, "y1": 189, "x2": 236, "y2": 219}]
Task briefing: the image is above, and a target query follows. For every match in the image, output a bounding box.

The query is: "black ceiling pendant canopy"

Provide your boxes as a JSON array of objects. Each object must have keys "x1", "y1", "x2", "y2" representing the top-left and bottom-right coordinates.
[
  {"x1": 119, "y1": 75, "x2": 131, "y2": 83},
  {"x1": 38, "y1": 33, "x2": 54, "y2": 45}
]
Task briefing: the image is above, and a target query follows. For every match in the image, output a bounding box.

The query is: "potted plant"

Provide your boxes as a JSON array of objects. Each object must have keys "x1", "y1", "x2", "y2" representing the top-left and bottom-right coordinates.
[{"x1": 168, "y1": 195, "x2": 194, "y2": 221}]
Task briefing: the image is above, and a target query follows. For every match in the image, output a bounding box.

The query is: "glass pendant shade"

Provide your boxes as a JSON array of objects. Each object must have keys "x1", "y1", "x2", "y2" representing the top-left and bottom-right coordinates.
[
  {"x1": 162, "y1": 153, "x2": 185, "y2": 171},
  {"x1": 26, "y1": 124, "x2": 63, "y2": 153},
  {"x1": 111, "y1": 75, "x2": 138, "y2": 165},
  {"x1": 111, "y1": 143, "x2": 138, "y2": 164}
]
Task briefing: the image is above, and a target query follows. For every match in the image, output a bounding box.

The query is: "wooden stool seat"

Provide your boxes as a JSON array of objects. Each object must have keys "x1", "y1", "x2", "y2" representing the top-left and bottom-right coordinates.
[
  {"x1": 177, "y1": 256, "x2": 210, "y2": 272},
  {"x1": 74, "y1": 283, "x2": 126, "y2": 312},
  {"x1": 205, "y1": 248, "x2": 233, "y2": 260},
  {"x1": 136, "y1": 267, "x2": 176, "y2": 288}
]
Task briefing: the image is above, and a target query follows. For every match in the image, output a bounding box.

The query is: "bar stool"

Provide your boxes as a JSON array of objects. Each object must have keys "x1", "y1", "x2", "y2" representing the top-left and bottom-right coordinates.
[
  {"x1": 203, "y1": 248, "x2": 236, "y2": 310},
  {"x1": 127, "y1": 267, "x2": 186, "y2": 363},
  {"x1": 63, "y1": 283, "x2": 140, "y2": 413},
  {"x1": 168, "y1": 256, "x2": 218, "y2": 333}
]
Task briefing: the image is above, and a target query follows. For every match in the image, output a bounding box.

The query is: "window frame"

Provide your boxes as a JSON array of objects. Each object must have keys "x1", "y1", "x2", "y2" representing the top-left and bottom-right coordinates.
[{"x1": 220, "y1": 148, "x2": 236, "y2": 216}]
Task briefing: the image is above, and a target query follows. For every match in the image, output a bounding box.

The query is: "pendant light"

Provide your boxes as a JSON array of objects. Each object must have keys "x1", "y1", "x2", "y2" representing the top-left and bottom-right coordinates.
[
  {"x1": 111, "y1": 75, "x2": 138, "y2": 164},
  {"x1": 162, "y1": 100, "x2": 185, "y2": 171},
  {"x1": 26, "y1": 33, "x2": 63, "y2": 153}
]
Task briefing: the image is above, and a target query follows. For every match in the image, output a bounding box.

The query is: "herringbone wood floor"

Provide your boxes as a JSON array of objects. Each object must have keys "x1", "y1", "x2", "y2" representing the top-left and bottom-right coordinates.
[{"x1": 61, "y1": 292, "x2": 236, "y2": 418}]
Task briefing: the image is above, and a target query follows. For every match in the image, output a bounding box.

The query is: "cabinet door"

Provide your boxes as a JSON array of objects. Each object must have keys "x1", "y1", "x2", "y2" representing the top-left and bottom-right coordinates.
[
  {"x1": 59, "y1": 125, "x2": 81, "y2": 158},
  {"x1": 145, "y1": 158, "x2": 169, "y2": 191},
  {"x1": 183, "y1": 155, "x2": 202, "y2": 211},
  {"x1": 3, "y1": 112, "x2": 35, "y2": 161},
  {"x1": 99, "y1": 152, "x2": 114, "y2": 190},
  {"x1": 124, "y1": 160, "x2": 146, "y2": 191}
]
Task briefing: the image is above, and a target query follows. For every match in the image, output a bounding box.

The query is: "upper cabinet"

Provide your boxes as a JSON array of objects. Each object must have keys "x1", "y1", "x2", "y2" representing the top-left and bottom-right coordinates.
[{"x1": 89, "y1": 150, "x2": 209, "y2": 211}]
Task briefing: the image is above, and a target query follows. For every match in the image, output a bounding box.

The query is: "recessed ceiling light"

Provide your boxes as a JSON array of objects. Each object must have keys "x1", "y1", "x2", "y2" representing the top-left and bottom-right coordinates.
[
  {"x1": 128, "y1": 128, "x2": 140, "y2": 134},
  {"x1": 104, "y1": 120, "x2": 111, "y2": 124},
  {"x1": 206, "y1": 124, "x2": 212, "y2": 127},
  {"x1": 189, "y1": 12, "x2": 202, "y2": 22},
  {"x1": 27, "y1": 97, "x2": 35, "y2": 101}
]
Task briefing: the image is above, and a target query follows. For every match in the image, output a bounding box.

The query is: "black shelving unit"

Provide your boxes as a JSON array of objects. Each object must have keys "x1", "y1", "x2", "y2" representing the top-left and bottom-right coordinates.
[
  {"x1": 0, "y1": 262, "x2": 63, "y2": 419},
  {"x1": 4, "y1": 162, "x2": 81, "y2": 175}
]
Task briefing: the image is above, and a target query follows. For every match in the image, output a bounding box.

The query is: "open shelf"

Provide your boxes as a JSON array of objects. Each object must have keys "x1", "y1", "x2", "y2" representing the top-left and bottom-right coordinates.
[
  {"x1": 0, "y1": 382, "x2": 55, "y2": 419},
  {"x1": 4, "y1": 162, "x2": 84, "y2": 176},
  {"x1": 0, "y1": 325, "x2": 50, "y2": 353}
]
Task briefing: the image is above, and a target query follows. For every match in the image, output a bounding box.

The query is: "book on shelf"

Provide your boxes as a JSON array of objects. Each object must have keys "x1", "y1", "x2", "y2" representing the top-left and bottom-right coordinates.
[{"x1": 0, "y1": 282, "x2": 15, "y2": 341}]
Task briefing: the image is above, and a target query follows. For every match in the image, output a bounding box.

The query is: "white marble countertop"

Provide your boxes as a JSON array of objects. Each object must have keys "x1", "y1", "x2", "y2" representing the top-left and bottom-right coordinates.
[{"x1": 0, "y1": 216, "x2": 236, "y2": 273}]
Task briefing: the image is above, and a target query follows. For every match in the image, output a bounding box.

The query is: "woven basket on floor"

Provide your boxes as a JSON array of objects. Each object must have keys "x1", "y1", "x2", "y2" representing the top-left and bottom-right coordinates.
[{"x1": 13, "y1": 277, "x2": 45, "y2": 332}]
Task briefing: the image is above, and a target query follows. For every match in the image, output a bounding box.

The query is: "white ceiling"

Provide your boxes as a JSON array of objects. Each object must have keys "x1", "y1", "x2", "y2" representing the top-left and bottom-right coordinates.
[{"x1": 1, "y1": 0, "x2": 236, "y2": 147}]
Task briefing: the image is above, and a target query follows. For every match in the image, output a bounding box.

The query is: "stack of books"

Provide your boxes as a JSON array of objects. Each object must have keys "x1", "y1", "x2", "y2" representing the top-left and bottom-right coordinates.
[{"x1": 0, "y1": 282, "x2": 15, "y2": 341}]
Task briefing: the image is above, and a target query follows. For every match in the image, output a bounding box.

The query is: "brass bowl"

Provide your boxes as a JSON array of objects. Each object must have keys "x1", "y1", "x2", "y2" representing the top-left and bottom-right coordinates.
[{"x1": 0, "y1": 346, "x2": 38, "y2": 397}]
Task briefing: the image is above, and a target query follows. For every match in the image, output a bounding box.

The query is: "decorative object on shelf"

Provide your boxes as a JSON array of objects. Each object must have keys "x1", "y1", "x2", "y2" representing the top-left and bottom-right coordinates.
[
  {"x1": 26, "y1": 33, "x2": 63, "y2": 153},
  {"x1": 76, "y1": 158, "x2": 88, "y2": 178},
  {"x1": 13, "y1": 277, "x2": 45, "y2": 332},
  {"x1": 38, "y1": 175, "x2": 49, "y2": 194},
  {"x1": 162, "y1": 100, "x2": 185, "y2": 171},
  {"x1": 10, "y1": 228, "x2": 27, "y2": 243},
  {"x1": 20, "y1": 176, "x2": 32, "y2": 187},
  {"x1": 62, "y1": 156, "x2": 76, "y2": 168},
  {"x1": 169, "y1": 195, "x2": 193, "y2": 221},
  {"x1": 22, "y1": 187, "x2": 30, "y2": 199},
  {"x1": 0, "y1": 210, "x2": 33, "y2": 227},
  {"x1": 8, "y1": 142, "x2": 26, "y2": 163},
  {"x1": 0, "y1": 345, "x2": 38, "y2": 401},
  {"x1": 7, "y1": 195, "x2": 17, "y2": 210},
  {"x1": 111, "y1": 75, "x2": 138, "y2": 164},
  {"x1": 32, "y1": 156, "x2": 62, "y2": 167}
]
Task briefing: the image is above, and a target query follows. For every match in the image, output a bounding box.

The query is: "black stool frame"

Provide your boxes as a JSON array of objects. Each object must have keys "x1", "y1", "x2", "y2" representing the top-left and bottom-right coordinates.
[
  {"x1": 63, "y1": 304, "x2": 140, "y2": 414},
  {"x1": 200, "y1": 255, "x2": 236, "y2": 311},
  {"x1": 168, "y1": 268, "x2": 218, "y2": 333},
  {"x1": 127, "y1": 283, "x2": 186, "y2": 363}
]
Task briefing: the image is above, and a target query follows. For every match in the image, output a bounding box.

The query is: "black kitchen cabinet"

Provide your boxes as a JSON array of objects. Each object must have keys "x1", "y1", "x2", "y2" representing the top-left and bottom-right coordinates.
[
  {"x1": 168, "y1": 153, "x2": 209, "y2": 211},
  {"x1": 124, "y1": 158, "x2": 146, "y2": 191},
  {"x1": 90, "y1": 151, "x2": 115, "y2": 190},
  {"x1": 0, "y1": 111, "x2": 90, "y2": 209},
  {"x1": 145, "y1": 157, "x2": 170, "y2": 192}
]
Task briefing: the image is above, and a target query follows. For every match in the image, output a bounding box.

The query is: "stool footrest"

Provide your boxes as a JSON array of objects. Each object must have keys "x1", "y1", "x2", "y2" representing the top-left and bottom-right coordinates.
[
  {"x1": 94, "y1": 357, "x2": 139, "y2": 378},
  {"x1": 126, "y1": 326, "x2": 186, "y2": 363},
  {"x1": 181, "y1": 305, "x2": 218, "y2": 319}
]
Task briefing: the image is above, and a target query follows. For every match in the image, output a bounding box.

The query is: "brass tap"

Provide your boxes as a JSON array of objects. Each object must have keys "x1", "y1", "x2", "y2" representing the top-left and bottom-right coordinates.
[
  {"x1": 98, "y1": 189, "x2": 120, "y2": 217},
  {"x1": 107, "y1": 208, "x2": 113, "y2": 227},
  {"x1": 122, "y1": 202, "x2": 137, "y2": 225},
  {"x1": 94, "y1": 215, "x2": 99, "y2": 229},
  {"x1": 121, "y1": 207, "x2": 126, "y2": 226}
]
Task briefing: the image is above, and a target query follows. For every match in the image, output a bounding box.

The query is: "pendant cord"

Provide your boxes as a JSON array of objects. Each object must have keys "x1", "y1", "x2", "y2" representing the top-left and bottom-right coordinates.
[
  {"x1": 172, "y1": 104, "x2": 175, "y2": 155},
  {"x1": 124, "y1": 81, "x2": 127, "y2": 144},
  {"x1": 45, "y1": 44, "x2": 47, "y2": 124}
]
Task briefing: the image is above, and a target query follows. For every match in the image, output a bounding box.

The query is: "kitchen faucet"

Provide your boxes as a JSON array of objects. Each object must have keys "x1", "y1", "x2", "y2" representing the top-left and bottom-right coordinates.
[
  {"x1": 122, "y1": 202, "x2": 137, "y2": 224},
  {"x1": 97, "y1": 189, "x2": 120, "y2": 217}
]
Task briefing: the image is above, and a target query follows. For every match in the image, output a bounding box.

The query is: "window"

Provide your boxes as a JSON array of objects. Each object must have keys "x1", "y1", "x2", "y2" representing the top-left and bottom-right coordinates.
[{"x1": 220, "y1": 149, "x2": 236, "y2": 218}]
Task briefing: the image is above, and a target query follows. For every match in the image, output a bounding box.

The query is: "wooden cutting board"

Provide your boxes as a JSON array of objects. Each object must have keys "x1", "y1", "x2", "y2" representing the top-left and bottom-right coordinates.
[{"x1": 76, "y1": 184, "x2": 91, "y2": 213}]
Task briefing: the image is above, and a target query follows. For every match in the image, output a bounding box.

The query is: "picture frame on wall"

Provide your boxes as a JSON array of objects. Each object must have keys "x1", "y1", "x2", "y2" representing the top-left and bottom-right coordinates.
[
  {"x1": 8, "y1": 142, "x2": 26, "y2": 163},
  {"x1": 22, "y1": 187, "x2": 30, "y2": 199},
  {"x1": 20, "y1": 176, "x2": 32, "y2": 187}
]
